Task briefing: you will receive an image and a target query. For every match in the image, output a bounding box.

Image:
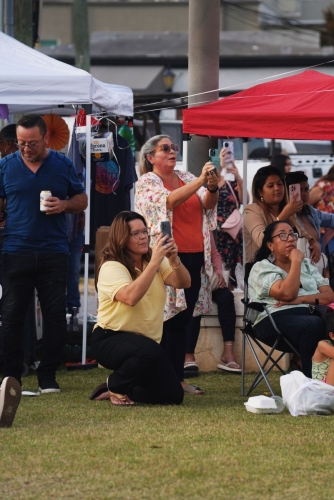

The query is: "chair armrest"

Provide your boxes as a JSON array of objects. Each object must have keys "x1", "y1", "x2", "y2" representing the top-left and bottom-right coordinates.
[{"x1": 242, "y1": 300, "x2": 267, "y2": 312}]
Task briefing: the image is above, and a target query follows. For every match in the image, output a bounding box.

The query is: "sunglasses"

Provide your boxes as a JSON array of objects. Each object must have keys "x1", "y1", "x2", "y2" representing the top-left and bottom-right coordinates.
[{"x1": 153, "y1": 143, "x2": 179, "y2": 154}]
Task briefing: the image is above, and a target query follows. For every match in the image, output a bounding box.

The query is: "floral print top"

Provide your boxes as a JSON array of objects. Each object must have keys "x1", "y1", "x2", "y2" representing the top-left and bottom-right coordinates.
[
  {"x1": 313, "y1": 180, "x2": 334, "y2": 214},
  {"x1": 312, "y1": 340, "x2": 333, "y2": 381},
  {"x1": 134, "y1": 170, "x2": 217, "y2": 320}
]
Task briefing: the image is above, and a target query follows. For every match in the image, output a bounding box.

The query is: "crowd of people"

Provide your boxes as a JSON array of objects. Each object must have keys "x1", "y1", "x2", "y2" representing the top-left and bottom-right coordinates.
[{"x1": 1, "y1": 121, "x2": 334, "y2": 425}]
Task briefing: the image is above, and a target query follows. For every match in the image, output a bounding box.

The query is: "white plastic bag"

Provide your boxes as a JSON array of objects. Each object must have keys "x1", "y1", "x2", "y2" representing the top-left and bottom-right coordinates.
[{"x1": 280, "y1": 370, "x2": 334, "y2": 416}]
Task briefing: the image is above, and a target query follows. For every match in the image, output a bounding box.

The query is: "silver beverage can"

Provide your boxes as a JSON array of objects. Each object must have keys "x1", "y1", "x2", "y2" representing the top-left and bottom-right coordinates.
[{"x1": 40, "y1": 190, "x2": 52, "y2": 211}]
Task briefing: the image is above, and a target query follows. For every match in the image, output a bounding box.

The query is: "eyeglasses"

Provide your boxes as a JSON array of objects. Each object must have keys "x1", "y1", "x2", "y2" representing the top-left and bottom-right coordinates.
[
  {"x1": 15, "y1": 138, "x2": 45, "y2": 150},
  {"x1": 153, "y1": 143, "x2": 179, "y2": 154},
  {"x1": 272, "y1": 232, "x2": 298, "y2": 242},
  {"x1": 130, "y1": 228, "x2": 151, "y2": 239}
]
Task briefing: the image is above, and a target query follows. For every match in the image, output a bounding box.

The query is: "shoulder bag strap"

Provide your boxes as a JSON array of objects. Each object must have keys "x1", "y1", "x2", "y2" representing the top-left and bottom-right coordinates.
[{"x1": 226, "y1": 180, "x2": 239, "y2": 209}]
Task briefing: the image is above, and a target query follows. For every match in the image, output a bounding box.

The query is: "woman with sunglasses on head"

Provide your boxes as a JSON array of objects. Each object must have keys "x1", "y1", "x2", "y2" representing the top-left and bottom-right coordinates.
[
  {"x1": 243, "y1": 165, "x2": 321, "y2": 263},
  {"x1": 135, "y1": 135, "x2": 219, "y2": 395},
  {"x1": 248, "y1": 220, "x2": 334, "y2": 377},
  {"x1": 90, "y1": 211, "x2": 190, "y2": 406}
]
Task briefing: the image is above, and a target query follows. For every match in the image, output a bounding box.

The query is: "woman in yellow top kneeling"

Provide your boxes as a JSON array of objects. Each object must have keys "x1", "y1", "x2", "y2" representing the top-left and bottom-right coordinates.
[{"x1": 90, "y1": 211, "x2": 191, "y2": 406}]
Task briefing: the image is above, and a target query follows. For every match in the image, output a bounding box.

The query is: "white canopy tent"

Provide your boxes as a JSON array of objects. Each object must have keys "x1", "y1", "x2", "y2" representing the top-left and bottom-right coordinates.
[
  {"x1": 0, "y1": 31, "x2": 134, "y2": 366},
  {"x1": 0, "y1": 31, "x2": 133, "y2": 117}
]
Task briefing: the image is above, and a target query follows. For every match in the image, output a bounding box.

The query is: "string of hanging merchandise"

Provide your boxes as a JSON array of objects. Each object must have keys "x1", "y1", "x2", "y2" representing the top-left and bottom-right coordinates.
[
  {"x1": 133, "y1": 57, "x2": 334, "y2": 115},
  {"x1": 90, "y1": 114, "x2": 129, "y2": 194},
  {"x1": 75, "y1": 112, "x2": 135, "y2": 195}
]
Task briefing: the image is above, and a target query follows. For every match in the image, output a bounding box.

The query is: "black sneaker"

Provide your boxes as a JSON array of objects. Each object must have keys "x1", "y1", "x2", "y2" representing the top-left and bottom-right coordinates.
[
  {"x1": 38, "y1": 378, "x2": 60, "y2": 394},
  {"x1": 0, "y1": 377, "x2": 22, "y2": 428}
]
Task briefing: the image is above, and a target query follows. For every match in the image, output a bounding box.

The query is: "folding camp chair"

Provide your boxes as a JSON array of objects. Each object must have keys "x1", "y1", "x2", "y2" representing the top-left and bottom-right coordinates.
[{"x1": 241, "y1": 263, "x2": 301, "y2": 396}]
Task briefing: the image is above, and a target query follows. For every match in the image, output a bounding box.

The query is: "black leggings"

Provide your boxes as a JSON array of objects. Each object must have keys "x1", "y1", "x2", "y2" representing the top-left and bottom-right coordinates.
[
  {"x1": 186, "y1": 287, "x2": 236, "y2": 353},
  {"x1": 91, "y1": 327, "x2": 183, "y2": 405},
  {"x1": 161, "y1": 252, "x2": 204, "y2": 381}
]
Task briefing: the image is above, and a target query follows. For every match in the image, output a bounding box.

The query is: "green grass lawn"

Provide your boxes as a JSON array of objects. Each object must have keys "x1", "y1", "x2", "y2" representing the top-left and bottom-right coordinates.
[{"x1": 1, "y1": 368, "x2": 334, "y2": 500}]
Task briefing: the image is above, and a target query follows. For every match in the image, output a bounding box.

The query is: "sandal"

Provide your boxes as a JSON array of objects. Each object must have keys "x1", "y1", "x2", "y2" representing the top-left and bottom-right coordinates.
[
  {"x1": 182, "y1": 383, "x2": 205, "y2": 395},
  {"x1": 109, "y1": 391, "x2": 135, "y2": 406},
  {"x1": 89, "y1": 382, "x2": 109, "y2": 401},
  {"x1": 184, "y1": 361, "x2": 199, "y2": 371},
  {"x1": 106, "y1": 378, "x2": 135, "y2": 406},
  {"x1": 217, "y1": 360, "x2": 241, "y2": 373}
]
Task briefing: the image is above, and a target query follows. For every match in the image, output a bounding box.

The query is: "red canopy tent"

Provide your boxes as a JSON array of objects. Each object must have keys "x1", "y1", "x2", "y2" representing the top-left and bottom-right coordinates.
[{"x1": 183, "y1": 70, "x2": 334, "y2": 140}]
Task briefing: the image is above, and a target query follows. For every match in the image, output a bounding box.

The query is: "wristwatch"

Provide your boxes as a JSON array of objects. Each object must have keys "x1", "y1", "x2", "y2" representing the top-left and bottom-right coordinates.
[{"x1": 207, "y1": 186, "x2": 218, "y2": 193}]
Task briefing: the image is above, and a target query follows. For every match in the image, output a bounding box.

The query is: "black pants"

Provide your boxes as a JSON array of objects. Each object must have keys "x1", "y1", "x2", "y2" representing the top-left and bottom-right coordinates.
[
  {"x1": 91, "y1": 327, "x2": 184, "y2": 405},
  {"x1": 186, "y1": 287, "x2": 236, "y2": 353},
  {"x1": 161, "y1": 252, "x2": 204, "y2": 381},
  {"x1": 254, "y1": 307, "x2": 325, "y2": 378},
  {"x1": 1, "y1": 253, "x2": 68, "y2": 385}
]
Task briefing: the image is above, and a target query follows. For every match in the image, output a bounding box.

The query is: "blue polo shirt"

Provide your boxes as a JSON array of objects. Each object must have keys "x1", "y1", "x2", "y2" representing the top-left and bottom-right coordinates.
[{"x1": 0, "y1": 150, "x2": 85, "y2": 254}]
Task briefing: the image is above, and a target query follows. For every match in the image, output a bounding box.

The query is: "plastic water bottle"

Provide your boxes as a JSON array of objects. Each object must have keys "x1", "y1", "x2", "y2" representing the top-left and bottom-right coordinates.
[
  {"x1": 72, "y1": 307, "x2": 79, "y2": 331},
  {"x1": 235, "y1": 263, "x2": 244, "y2": 292}
]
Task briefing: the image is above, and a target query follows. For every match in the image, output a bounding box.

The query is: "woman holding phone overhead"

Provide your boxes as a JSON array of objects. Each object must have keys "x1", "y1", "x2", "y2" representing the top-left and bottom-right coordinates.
[
  {"x1": 135, "y1": 135, "x2": 219, "y2": 395},
  {"x1": 215, "y1": 145, "x2": 245, "y2": 282}
]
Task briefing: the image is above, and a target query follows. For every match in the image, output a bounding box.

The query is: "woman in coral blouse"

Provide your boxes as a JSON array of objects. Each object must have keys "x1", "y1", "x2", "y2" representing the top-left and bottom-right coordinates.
[{"x1": 135, "y1": 135, "x2": 219, "y2": 395}]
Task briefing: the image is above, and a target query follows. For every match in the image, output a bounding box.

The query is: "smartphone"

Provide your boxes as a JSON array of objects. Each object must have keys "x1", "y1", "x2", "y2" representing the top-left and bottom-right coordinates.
[
  {"x1": 223, "y1": 141, "x2": 234, "y2": 167},
  {"x1": 289, "y1": 183, "x2": 301, "y2": 202},
  {"x1": 209, "y1": 148, "x2": 221, "y2": 170},
  {"x1": 160, "y1": 221, "x2": 172, "y2": 241}
]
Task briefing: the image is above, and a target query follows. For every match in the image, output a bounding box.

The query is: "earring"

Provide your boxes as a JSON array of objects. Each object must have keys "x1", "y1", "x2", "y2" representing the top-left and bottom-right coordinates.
[
  {"x1": 260, "y1": 196, "x2": 264, "y2": 202},
  {"x1": 268, "y1": 252, "x2": 275, "y2": 263}
]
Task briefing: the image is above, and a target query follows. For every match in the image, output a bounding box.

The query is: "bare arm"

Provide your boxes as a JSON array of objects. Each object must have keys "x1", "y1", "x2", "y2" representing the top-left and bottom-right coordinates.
[
  {"x1": 274, "y1": 285, "x2": 334, "y2": 307},
  {"x1": 45, "y1": 193, "x2": 88, "y2": 215},
  {"x1": 278, "y1": 194, "x2": 303, "y2": 220},
  {"x1": 162, "y1": 237, "x2": 191, "y2": 288},
  {"x1": 164, "y1": 258, "x2": 191, "y2": 289},
  {"x1": 309, "y1": 186, "x2": 323, "y2": 207},
  {"x1": 317, "y1": 340, "x2": 334, "y2": 359},
  {"x1": 166, "y1": 176, "x2": 203, "y2": 209},
  {"x1": 167, "y1": 163, "x2": 219, "y2": 210},
  {"x1": 243, "y1": 205, "x2": 267, "y2": 250},
  {"x1": 0, "y1": 198, "x2": 4, "y2": 212},
  {"x1": 269, "y1": 249, "x2": 304, "y2": 301},
  {"x1": 115, "y1": 233, "x2": 169, "y2": 306},
  {"x1": 227, "y1": 162, "x2": 250, "y2": 204}
]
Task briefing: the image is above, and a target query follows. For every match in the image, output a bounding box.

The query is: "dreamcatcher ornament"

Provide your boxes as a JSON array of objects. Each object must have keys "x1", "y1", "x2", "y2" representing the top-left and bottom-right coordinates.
[{"x1": 42, "y1": 114, "x2": 70, "y2": 151}]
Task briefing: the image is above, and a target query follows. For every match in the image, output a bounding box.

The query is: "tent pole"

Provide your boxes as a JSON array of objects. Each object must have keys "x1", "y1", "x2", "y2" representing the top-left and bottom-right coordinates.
[
  {"x1": 242, "y1": 139, "x2": 248, "y2": 266},
  {"x1": 81, "y1": 112, "x2": 91, "y2": 366}
]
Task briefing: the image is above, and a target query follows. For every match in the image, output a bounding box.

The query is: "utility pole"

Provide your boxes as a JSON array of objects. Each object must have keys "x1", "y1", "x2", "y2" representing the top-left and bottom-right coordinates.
[
  {"x1": 73, "y1": 0, "x2": 90, "y2": 73},
  {"x1": 14, "y1": 0, "x2": 33, "y2": 47},
  {"x1": 3, "y1": 0, "x2": 14, "y2": 37},
  {"x1": 187, "y1": 0, "x2": 220, "y2": 176}
]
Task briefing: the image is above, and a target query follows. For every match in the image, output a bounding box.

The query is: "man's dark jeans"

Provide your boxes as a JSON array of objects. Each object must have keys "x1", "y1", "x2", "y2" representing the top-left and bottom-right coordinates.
[{"x1": 1, "y1": 253, "x2": 68, "y2": 385}]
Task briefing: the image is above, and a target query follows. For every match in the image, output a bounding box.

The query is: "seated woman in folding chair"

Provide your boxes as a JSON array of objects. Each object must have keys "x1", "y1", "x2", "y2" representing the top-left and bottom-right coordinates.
[{"x1": 248, "y1": 220, "x2": 334, "y2": 378}]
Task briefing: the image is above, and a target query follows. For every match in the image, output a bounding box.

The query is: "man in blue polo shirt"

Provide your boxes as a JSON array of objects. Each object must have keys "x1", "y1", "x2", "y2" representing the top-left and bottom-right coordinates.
[{"x1": 0, "y1": 114, "x2": 88, "y2": 393}]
